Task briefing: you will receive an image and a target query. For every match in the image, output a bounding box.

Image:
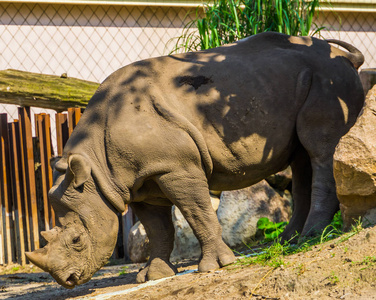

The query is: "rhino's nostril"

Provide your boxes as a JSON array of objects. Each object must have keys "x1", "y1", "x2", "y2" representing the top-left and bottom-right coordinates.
[{"x1": 65, "y1": 274, "x2": 77, "y2": 287}]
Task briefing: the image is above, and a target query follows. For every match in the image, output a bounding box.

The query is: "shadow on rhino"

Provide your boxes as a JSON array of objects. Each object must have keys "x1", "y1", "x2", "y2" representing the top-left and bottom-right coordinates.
[{"x1": 26, "y1": 32, "x2": 364, "y2": 288}]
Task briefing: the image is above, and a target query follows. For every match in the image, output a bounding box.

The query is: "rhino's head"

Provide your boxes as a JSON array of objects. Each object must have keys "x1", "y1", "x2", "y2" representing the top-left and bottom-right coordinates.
[{"x1": 26, "y1": 153, "x2": 119, "y2": 289}]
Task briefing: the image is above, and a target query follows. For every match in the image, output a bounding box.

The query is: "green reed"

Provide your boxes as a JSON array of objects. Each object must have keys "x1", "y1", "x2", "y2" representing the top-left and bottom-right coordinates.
[{"x1": 171, "y1": 0, "x2": 325, "y2": 53}]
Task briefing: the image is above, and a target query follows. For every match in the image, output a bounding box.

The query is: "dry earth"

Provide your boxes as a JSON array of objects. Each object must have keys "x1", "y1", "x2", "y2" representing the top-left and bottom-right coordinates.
[{"x1": 1, "y1": 225, "x2": 376, "y2": 300}]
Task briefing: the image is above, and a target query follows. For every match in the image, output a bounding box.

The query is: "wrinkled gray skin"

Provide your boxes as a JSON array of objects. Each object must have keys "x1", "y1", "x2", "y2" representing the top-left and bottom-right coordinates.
[{"x1": 26, "y1": 32, "x2": 365, "y2": 288}]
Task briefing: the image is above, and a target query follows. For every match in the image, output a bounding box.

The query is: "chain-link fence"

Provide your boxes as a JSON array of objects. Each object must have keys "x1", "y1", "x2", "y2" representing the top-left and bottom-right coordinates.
[
  {"x1": 319, "y1": 10, "x2": 376, "y2": 69},
  {"x1": 0, "y1": 2, "x2": 375, "y2": 85},
  {"x1": 0, "y1": 2, "x2": 191, "y2": 83}
]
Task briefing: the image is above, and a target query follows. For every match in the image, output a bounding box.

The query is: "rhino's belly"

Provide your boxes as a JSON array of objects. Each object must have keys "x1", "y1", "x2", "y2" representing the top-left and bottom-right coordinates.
[{"x1": 207, "y1": 132, "x2": 295, "y2": 191}]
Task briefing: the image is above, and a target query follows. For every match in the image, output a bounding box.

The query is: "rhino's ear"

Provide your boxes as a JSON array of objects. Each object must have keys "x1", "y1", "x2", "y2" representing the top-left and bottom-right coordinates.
[
  {"x1": 68, "y1": 154, "x2": 91, "y2": 188},
  {"x1": 50, "y1": 156, "x2": 67, "y2": 172}
]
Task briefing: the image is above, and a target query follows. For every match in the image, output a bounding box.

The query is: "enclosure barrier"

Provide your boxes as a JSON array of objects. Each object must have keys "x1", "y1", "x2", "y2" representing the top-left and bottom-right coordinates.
[{"x1": 0, "y1": 107, "x2": 133, "y2": 266}]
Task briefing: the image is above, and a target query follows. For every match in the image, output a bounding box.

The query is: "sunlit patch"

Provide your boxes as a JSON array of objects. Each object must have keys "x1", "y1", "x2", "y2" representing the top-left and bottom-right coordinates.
[
  {"x1": 330, "y1": 45, "x2": 343, "y2": 59},
  {"x1": 338, "y1": 97, "x2": 349, "y2": 124},
  {"x1": 288, "y1": 36, "x2": 313, "y2": 47},
  {"x1": 213, "y1": 54, "x2": 226, "y2": 62},
  {"x1": 231, "y1": 133, "x2": 273, "y2": 163}
]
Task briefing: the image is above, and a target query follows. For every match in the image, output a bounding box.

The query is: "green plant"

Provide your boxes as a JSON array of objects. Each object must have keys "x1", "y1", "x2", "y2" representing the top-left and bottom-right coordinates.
[
  {"x1": 353, "y1": 256, "x2": 376, "y2": 270},
  {"x1": 118, "y1": 266, "x2": 129, "y2": 276},
  {"x1": 171, "y1": 0, "x2": 325, "y2": 53},
  {"x1": 257, "y1": 217, "x2": 288, "y2": 241},
  {"x1": 328, "y1": 271, "x2": 339, "y2": 285}
]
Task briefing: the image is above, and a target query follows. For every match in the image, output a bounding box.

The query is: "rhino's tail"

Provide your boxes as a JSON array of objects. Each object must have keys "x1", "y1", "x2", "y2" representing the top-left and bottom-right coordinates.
[{"x1": 326, "y1": 39, "x2": 364, "y2": 70}]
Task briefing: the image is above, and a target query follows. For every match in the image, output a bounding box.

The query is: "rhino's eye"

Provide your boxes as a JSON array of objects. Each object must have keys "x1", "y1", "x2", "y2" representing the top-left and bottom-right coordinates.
[{"x1": 72, "y1": 236, "x2": 80, "y2": 244}]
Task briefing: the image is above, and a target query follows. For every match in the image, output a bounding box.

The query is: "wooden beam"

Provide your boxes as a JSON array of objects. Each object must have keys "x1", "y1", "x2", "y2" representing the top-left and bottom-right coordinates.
[
  {"x1": 8, "y1": 120, "x2": 26, "y2": 265},
  {"x1": 0, "y1": 114, "x2": 16, "y2": 264},
  {"x1": 18, "y1": 107, "x2": 39, "y2": 251}
]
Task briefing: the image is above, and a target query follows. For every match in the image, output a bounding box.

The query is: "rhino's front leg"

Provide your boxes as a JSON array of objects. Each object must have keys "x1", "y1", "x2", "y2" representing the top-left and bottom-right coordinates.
[
  {"x1": 156, "y1": 171, "x2": 236, "y2": 272},
  {"x1": 130, "y1": 202, "x2": 178, "y2": 283}
]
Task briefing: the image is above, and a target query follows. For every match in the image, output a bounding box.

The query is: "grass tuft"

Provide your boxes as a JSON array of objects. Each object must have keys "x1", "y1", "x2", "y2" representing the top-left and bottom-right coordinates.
[{"x1": 170, "y1": 0, "x2": 325, "y2": 54}]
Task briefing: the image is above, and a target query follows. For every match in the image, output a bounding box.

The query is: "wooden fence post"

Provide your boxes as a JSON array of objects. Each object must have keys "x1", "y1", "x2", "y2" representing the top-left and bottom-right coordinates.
[
  {"x1": 18, "y1": 107, "x2": 39, "y2": 251},
  {"x1": 8, "y1": 120, "x2": 26, "y2": 265},
  {"x1": 0, "y1": 114, "x2": 16, "y2": 264},
  {"x1": 35, "y1": 113, "x2": 55, "y2": 231},
  {"x1": 68, "y1": 108, "x2": 82, "y2": 136},
  {"x1": 56, "y1": 113, "x2": 68, "y2": 157}
]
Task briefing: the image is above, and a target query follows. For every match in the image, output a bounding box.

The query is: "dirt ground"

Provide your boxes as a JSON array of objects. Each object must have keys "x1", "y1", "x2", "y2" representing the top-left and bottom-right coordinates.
[{"x1": 1, "y1": 225, "x2": 376, "y2": 300}]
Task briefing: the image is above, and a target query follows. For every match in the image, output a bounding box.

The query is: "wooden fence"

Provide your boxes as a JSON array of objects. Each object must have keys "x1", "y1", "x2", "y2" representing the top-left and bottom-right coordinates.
[{"x1": 0, "y1": 107, "x2": 134, "y2": 266}]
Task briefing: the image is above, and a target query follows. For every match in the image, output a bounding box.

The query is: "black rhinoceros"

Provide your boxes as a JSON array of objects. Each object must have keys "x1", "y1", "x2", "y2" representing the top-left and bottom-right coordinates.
[{"x1": 26, "y1": 32, "x2": 364, "y2": 288}]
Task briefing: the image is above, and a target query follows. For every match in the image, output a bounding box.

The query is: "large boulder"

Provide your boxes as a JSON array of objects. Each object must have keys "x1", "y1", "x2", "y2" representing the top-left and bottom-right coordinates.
[
  {"x1": 128, "y1": 180, "x2": 292, "y2": 263},
  {"x1": 127, "y1": 221, "x2": 150, "y2": 263},
  {"x1": 334, "y1": 85, "x2": 376, "y2": 230},
  {"x1": 218, "y1": 180, "x2": 292, "y2": 247},
  {"x1": 128, "y1": 194, "x2": 220, "y2": 263}
]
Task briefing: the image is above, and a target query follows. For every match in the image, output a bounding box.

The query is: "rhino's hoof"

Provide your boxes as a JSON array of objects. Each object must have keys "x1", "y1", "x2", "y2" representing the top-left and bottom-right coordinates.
[{"x1": 136, "y1": 258, "x2": 177, "y2": 283}]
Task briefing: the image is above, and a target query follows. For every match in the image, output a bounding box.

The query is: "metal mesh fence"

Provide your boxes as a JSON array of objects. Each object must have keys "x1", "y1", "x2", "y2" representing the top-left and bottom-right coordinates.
[
  {"x1": 319, "y1": 11, "x2": 376, "y2": 69},
  {"x1": 0, "y1": 2, "x2": 192, "y2": 83},
  {"x1": 0, "y1": 2, "x2": 375, "y2": 85},
  {"x1": 0, "y1": 2, "x2": 375, "y2": 155}
]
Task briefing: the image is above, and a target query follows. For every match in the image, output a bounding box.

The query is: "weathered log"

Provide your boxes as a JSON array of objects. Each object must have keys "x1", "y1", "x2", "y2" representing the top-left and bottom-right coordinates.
[{"x1": 0, "y1": 69, "x2": 99, "y2": 111}]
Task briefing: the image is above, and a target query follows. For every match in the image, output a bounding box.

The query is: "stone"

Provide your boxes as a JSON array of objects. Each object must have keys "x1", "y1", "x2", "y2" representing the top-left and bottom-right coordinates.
[
  {"x1": 334, "y1": 85, "x2": 376, "y2": 230},
  {"x1": 127, "y1": 182, "x2": 292, "y2": 262},
  {"x1": 127, "y1": 221, "x2": 150, "y2": 263},
  {"x1": 359, "y1": 69, "x2": 376, "y2": 95},
  {"x1": 265, "y1": 167, "x2": 292, "y2": 192},
  {"x1": 217, "y1": 180, "x2": 292, "y2": 248},
  {"x1": 128, "y1": 194, "x2": 221, "y2": 263}
]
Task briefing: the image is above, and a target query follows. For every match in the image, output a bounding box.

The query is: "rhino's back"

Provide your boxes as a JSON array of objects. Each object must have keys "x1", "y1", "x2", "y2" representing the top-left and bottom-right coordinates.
[{"x1": 96, "y1": 32, "x2": 359, "y2": 190}]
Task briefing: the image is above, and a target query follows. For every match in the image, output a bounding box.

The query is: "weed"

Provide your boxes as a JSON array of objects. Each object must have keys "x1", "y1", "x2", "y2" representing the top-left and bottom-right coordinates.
[
  {"x1": 238, "y1": 211, "x2": 363, "y2": 270},
  {"x1": 328, "y1": 271, "x2": 339, "y2": 285},
  {"x1": 257, "y1": 217, "x2": 288, "y2": 241},
  {"x1": 119, "y1": 266, "x2": 129, "y2": 276},
  {"x1": 296, "y1": 263, "x2": 306, "y2": 275},
  {"x1": 352, "y1": 256, "x2": 376, "y2": 271}
]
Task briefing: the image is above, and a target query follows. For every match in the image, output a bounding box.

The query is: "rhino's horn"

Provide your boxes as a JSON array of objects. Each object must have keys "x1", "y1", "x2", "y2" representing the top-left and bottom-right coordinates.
[{"x1": 26, "y1": 248, "x2": 49, "y2": 271}]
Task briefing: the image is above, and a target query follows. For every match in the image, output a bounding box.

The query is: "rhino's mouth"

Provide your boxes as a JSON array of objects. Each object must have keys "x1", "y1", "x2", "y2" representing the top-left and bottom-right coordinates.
[
  {"x1": 59, "y1": 271, "x2": 82, "y2": 289},
  {"x1": 66, "y1": 273, "x2": 79, "y2": 287}
]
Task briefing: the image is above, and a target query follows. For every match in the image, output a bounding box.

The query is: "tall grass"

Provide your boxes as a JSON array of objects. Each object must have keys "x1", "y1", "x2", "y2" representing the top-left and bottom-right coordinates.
[{"x1": 171, "y1": 0, "x2": 325, "y2": 53}]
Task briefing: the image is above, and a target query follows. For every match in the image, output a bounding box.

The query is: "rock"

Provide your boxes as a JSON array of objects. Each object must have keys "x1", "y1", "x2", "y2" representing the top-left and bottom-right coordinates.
[
  {"x1": 333, "y1": 85, "x2": 376, "y2": 230},
  {"x1": 127, "y1": 182, "x2": 292, "y2": 262},
  {"x1": 128, "y1": 194, "x2": 221, "y2": 263},
  {"x1": 217, "y1": 180, "x2": 292, "y2": 248},
  {"x1": 265, "y1": 167, "x2": 292, "y2": 192},
  {"x1": 359, "y1": 69, "x2": 376, "y2": 95},
  {"x1": 127, "y1": 221, "x2": 150, "y2": 263}
]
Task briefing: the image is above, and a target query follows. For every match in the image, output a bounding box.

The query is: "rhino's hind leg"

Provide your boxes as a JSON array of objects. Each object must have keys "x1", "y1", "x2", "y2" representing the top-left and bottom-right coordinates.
[
  {"x1": 295, "y1": 79, "x2": 363, "y2": 237},
  {"x1": 156, "y1": 171, "x2": 236, "y2": 273},
  {"x1": 280, "y1": 145, "x2": 312, "y2": 241},
  {"x1": 130, "y1": 202, "x2": 178, "y2": 283}
]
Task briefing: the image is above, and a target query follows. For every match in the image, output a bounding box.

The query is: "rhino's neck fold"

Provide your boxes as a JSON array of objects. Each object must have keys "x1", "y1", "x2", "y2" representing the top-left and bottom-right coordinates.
[{"x1": 91, "y1": 163, "x2": 129, "y2": 212}]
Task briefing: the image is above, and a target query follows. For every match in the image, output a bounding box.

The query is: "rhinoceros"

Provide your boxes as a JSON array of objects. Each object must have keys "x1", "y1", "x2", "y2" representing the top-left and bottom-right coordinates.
[{"x1": 26, "y1": 32, "x2": 364, "y2": 288}]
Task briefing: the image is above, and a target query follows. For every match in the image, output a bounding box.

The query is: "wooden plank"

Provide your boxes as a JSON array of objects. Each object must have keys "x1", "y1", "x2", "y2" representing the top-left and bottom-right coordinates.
[
  {"x1": 18, "y1": 107, "x2": 39, "y2": 251},
  {"x1": 17, "y1": 110, "x2": 31, "y2": 253},
  {"x1": 35, "y1": 114, "x2": 55, "y2": 231},
  {"x1": 68, "y1": 107, "x2": 82, "y2": 136},
  {"x1": 55, "y1": 113, "x2": 68, "y2": 156},
  {"x1": 0, "y1": 114, "x2": 16, "y2": 264},
  {"x1": 9, "y1": 121, "x2": 26, "y2": 265}
]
